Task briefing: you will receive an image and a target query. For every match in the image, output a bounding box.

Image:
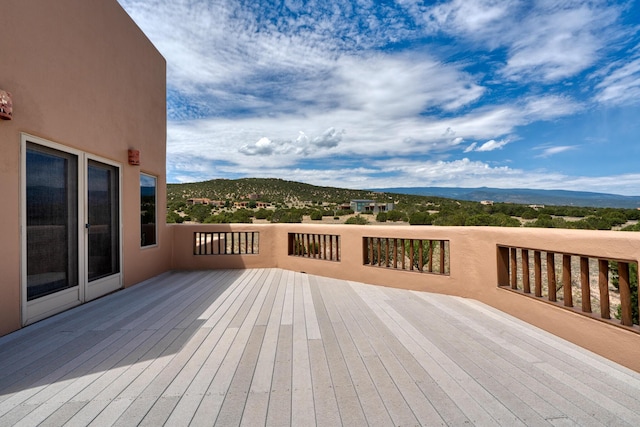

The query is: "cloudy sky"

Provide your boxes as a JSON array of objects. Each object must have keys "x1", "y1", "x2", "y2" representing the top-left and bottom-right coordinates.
[{"x1": 117, "y1": 0, "x2": 640, "y2": 195}]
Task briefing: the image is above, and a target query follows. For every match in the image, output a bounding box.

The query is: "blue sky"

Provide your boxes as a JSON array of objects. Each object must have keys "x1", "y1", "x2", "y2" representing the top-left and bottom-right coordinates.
[{"x1": 117, "y1": 0, "x2": 640, "y2": 195}]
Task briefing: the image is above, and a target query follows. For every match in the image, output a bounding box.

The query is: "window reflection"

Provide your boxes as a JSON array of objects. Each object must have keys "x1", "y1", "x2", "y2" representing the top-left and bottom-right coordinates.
[{"x1": 140, "y1": 174, "x2": 157, "y2": 247}]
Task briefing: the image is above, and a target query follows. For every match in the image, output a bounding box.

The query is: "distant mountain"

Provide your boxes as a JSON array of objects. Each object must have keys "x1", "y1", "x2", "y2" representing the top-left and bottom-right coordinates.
[{"x1": 369, "y1": 187, "x2": 640, "y2": 209}]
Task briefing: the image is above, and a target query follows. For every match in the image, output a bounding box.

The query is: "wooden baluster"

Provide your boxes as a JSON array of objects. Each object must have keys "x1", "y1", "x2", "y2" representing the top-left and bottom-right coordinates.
[
  {"x1": 323, "y1": 235, "x2": 327, "y2": 260},
  {"x1": 401, "y1": 239, "x2": 406, "y2": 270},
  {"x1": 619, "y1": 262, "x2": 633, "y2": 326},
  {"x1": 385, "y1": 238, "x2": 390, "y2": 267},
  {"x1": 547, "y1": 252, "x2": 557, "y2": 302},
  {"x1": 440, "y1": 241, "x2": 446, "y2": 274},
  {"x1": 418, "y1": 241, "x2": 424, "y2": 272},
  {"x1": 428, "y1": 240, "x2": 433, "y2": 273},
  {"x1": 534, "y1": 251, "x2": 542, "y2": 297},
  {"x1": 409, "y1": 239, "x2": 414, "y2": 271},
  {"x1": 563, "y1": 254, "x2": 573, "y2": 307},
  {"x1": 377, "y1": 238, "x2": 382, "y2": 266},
  {"x1": 306, "y1": 234, "x2": 311, "y2": 258},
  {"x1": 393, "y1": 239, "x2": 398, "y2": 269},
  {"x1": 312, "y1": 234, "x2": 317, "y2": 258},
  {"x1": 522, "y1": 249, "x2": 530, "y2": 293},
  {"x1": 510, "y1": 248, "x2": 518, "y2": 289},
  {"x1": 369, "y1": 238, "x2": 374, "y2": 265},
  {"x1": 580, "y1": 257, "x2": 591, "y2": 313}
]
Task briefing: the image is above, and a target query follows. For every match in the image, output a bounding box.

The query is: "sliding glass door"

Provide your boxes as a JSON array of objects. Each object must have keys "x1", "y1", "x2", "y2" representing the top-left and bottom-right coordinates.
[
  {"x1": 22, "y1": 135, "x2": 122, "y2": 324},
  {"x1": 25, "y1": 143, "x2": 79, "y2": 301},
  {"x1": 87, "y1": 161, "x2": 119, "y2": 281}
]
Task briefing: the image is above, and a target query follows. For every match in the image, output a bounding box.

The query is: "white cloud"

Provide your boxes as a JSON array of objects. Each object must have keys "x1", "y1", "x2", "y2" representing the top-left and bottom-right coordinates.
[
  {"x1": 534, "y1": 145, "x2": 577, "y2": 158},
  {"x1": 424, "y1": 0, "x2": 622, "y2": 82},
  {"x1": 594, "y1": 51, "x2": 640, "y2": 106},
  {"x1": 463, "y1": 138, "x2": 510, "y2": 153},
  {"x1": 478, "y1": 139, "x2": 510, "y2": 152}
]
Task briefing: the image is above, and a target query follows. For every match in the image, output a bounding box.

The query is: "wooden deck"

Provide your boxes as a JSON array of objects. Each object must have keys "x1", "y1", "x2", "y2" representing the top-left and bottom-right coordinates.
[{"x1": 1, "y1": 269, "x2": 640, "y2": 426}]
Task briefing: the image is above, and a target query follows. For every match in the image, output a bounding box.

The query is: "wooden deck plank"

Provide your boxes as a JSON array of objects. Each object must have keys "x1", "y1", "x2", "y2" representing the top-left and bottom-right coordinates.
[
  {"x1": 162, "y1": 271, "x2": 271, "y2": 426},
  {"x1": 332, "y1": 280, "x2": 447, "y2": 426},
  {"x1": 412, "y1": 292, "x2": 624, "y2": 426},
  {"x1": 307, "y1": 340, "x2": 342, "y2": 427},
  {"x1": 241, "y1": 271, "x2": 287, "y2": 426},
  {"x1": 308, "y1": 277, "x2": 395, "y2": 426},
  {"x1": 265, "y1": 325, "x2": 292, "y2": 427},
  {"x1": 290, "y1": 273, "x2": 315, "y2": 427},
  {"x1": 1, "y1": 269, "x2": 639, "y2": 427},
  {"x1": 349, "y1": 281, "x2": 501, "y2": 425},
  {"x1": 328, "y1": 282, "x2": 419, "y2": 425},
  {"x1": 385, "y1": 293, "x2": 551, "y2": 425},
  {"x1": 105, "y1": 275, "x2": 256, "y2": 420},
  {"x1": 420, "y1": 292, "x2": 640, "y2": 425},
  {"x1": 311, "y1": 276, "x2": 370, "y2": 426},
  {"x1": 190, "y1": 270, "x2": 272, "y2": 425}
]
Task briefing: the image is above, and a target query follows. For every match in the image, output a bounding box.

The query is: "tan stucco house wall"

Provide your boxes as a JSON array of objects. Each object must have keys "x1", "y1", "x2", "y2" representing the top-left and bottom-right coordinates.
[{"x1": 0, "y1": 0, "x2": 170, "y2": 335}]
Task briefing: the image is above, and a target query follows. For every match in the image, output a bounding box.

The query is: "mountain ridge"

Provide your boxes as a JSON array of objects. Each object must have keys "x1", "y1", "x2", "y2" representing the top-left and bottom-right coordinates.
[{"x1": 369, "y1": 186, "x2": 640, "y2": 208}]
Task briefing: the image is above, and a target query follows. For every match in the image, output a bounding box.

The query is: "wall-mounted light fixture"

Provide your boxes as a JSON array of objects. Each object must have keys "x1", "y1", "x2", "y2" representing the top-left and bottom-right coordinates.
[
  {"x1": 0, "y1": 90, "x2": 12, "y2": 120},
  {"x1": 128, "y1": 149, "x2": 140, "y2": 165}
]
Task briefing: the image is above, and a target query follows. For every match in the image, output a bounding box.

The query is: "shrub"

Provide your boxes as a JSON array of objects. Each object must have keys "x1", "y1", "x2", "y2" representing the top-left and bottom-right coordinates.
[
  {"x1": 310, "y1": 210, "x2": 323, "y2": 220},
  {"x1": 345, "y1": 215, "x2": 368, "y2": 225}
]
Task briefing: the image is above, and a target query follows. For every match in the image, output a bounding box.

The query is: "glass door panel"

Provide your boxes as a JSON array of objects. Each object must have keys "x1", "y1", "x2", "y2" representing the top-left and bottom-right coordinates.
[
  {"x1": 87, "y1": 161, "x2": 120, "y2": 281},
  {"x1": 26, "y1": 144, "x2": 79, "y2": 300}
]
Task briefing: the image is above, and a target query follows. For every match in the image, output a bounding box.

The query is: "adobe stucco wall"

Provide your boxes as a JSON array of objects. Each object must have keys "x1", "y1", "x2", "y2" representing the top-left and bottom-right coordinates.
[
  {"x1": 0, "y1": 0, "x2": 169, "y2": 335},
  {"x1": 172, "y1": 224, "x2": 640, "y2": 371}
]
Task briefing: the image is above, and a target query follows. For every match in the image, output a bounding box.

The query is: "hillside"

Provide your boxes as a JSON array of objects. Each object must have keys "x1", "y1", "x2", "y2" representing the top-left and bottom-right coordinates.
[{"x1": 168, "y1": 178, "x2": 449, "y2": 206}]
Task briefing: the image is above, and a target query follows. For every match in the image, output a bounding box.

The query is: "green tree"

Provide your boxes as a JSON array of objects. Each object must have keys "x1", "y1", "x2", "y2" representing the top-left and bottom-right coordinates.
[
  {"x1": 254, "y1": 208, "x2": 272, "y2": 220},
  {"x1": 409, "y1": 211, "x2": 432, "y2": 225},
  {"x1": 386, "y1": 210, "x2": 407, "y2": 222}
]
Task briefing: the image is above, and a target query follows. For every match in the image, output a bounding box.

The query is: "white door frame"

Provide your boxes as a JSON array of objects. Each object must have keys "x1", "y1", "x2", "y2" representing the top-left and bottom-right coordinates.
[{"x1": 20, "y1": 133, "x2": 123, "y2": 325}]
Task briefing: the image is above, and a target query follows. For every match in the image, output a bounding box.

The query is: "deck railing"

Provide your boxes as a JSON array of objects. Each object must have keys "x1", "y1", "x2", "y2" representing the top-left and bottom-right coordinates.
[
  {"x1": 497, "y1": 245, "x2": 639, "y2": 327},
  {"x1": 363, "y1": 237, "x2": 449, "y2": 275},
  {"x1": 193, "y1": 231, "x2": 259, "y2": 255},
  {"x1": 288, "y1": 232, "x2": 340, "y2": 261}
]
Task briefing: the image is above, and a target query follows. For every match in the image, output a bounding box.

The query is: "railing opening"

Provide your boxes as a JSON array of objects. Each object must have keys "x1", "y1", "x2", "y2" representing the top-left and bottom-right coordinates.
[
  {"x1": 194, "y1": 231, "x2": 259, "y2": 255},
  {"x1": 363, "y1": 237, "x2": 450, "y2": 275},
  {"x1": 497, "y1": 245, "x2": 639, "y2": 328},
  {"x1": 288, "y1": 233, "x2": 340, "y2": 261}
]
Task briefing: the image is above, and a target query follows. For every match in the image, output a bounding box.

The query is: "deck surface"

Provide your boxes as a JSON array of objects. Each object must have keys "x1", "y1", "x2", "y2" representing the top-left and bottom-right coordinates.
[{"x1": 1, "y1": 268, "x2": 639, "y2": 426}]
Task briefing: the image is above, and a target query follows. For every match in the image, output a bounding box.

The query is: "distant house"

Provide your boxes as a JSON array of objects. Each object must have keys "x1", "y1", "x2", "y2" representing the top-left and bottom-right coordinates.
[
  {"x1": 350, "y1": 200, "x2": 395, "y2": 213},
  {"x1": 256, "y1": 202, "x2": 271, "y2": 208},
  {"x1": 481, "y1": 200, "x2": 494, "y2": 206},
  {"x1": 247, "y1": 193, "x2": 262, "y2": 200},
  {"x1": 234, "y1": 202, "x2": 249, "y2": 208},
  {"x1": 529, "y1": 204, "x2": 545, "y2": 210},
  {"x1": 187, "y1": 198, "x2": 211, "y2": 205}
]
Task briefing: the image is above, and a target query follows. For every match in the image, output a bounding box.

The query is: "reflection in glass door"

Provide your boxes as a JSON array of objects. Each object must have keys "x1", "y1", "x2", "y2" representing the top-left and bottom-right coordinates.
[
  {"x1": 87, "y1": 161, "x2": 120, "y2": 281},
  {"x1": 25, "y1": 144, "x2": 79, "y2": 301}
]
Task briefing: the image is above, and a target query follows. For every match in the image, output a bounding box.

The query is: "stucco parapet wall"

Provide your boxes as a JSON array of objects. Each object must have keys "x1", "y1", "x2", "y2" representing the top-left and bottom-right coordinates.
[{"x1": 170, "y1": 223, "x2": 640, "y2": 372}]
